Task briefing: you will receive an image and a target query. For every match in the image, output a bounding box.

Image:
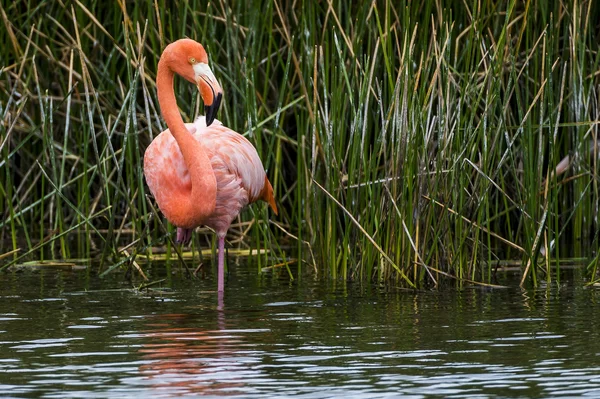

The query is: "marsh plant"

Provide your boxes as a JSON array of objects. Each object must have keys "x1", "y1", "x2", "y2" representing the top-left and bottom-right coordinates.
[{"x1": 1, "y1": 0, "x2": 599, "y2": 287}]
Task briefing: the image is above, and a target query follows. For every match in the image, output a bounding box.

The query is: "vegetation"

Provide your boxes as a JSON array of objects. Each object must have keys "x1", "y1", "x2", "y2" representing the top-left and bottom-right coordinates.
[{"x1": 1, "y1": 0, "x2": 599, "y2": 287}]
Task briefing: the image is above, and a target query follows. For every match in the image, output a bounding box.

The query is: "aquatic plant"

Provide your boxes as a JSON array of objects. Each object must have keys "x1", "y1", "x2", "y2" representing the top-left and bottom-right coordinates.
[{"x1": 1, "y1": 0, "x2": 598, "y2": 287}]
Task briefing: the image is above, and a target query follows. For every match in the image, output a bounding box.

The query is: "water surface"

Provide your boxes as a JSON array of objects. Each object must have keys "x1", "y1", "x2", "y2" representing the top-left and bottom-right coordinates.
[{"x1": 0, "y1": 265, "x2": 599, "y2": 398}]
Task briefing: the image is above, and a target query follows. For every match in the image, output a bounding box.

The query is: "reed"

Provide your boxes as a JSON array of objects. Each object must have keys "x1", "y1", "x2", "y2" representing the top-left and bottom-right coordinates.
[{"x1": 0, "y1": 0, "x2": 598, "y2": 287}]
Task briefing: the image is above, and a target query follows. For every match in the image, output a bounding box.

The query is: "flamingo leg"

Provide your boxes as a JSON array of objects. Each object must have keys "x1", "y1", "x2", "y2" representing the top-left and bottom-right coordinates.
[
  {"x1": 217, "y1": 236, "x2": 225, "y2": 292},
  {"x1": 176, "y1": 228, "x2": 193, "y2": 245}
]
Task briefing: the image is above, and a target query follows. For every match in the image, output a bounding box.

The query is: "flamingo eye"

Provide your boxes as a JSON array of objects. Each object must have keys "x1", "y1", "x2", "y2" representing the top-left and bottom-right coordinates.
[{"x1": 189, "y1": 57, "x2": 196, "y2": 64}]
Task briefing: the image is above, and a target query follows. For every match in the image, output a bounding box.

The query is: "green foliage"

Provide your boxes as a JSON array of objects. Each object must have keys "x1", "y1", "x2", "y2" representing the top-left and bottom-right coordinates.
[{"x1": 0, "y1": 0, "x2": 599, "y2": 286}]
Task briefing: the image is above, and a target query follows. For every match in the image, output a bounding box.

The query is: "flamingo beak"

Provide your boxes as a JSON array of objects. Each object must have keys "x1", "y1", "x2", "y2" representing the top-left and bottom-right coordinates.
[
  {"x1": 205, "y1": 91, "x2": 222, "y2": 127},
  {"x1": 194, "y1": 63, "x2": 223, "y2": 126}
]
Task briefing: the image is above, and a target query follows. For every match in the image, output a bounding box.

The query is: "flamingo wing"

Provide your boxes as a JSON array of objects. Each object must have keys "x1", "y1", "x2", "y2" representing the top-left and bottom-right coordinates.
[
  {"x1": 192, "y1": 117, "x2": 275, "y2": 235},
  {"x1": 193, "y1": 117, "x2": 268, "y2": 201}
]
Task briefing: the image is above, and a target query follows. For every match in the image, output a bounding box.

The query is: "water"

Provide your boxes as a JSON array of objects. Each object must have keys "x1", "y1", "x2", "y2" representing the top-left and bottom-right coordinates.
[{"x1": 0, "y1": 265, "x2": 599, "y2": 398}]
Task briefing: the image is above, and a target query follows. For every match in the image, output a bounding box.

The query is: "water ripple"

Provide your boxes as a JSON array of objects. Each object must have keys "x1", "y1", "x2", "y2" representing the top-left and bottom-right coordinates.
[{"x1": 0, "y1": 271, "x2": 599, "y2": 398}]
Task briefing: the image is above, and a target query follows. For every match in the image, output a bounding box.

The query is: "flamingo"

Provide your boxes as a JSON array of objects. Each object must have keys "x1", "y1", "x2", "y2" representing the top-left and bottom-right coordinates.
[{"x1": 143, "y1": 38, "x2": 277, "y2": 292}]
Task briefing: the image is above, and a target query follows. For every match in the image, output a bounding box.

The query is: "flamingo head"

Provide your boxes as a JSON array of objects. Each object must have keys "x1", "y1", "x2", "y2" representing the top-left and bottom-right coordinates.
[{"x1": 165, "y1": 38, "x2": 223, "y2": 126}]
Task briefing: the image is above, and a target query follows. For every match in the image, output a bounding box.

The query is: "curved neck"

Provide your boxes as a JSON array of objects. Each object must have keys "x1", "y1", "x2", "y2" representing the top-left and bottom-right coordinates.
[
  {"x1": 157, "y1": 57, "x2": 216, "y2": 226},
  {"x1": 157, "y1": 59, "x2": 188, "y2": 145}
]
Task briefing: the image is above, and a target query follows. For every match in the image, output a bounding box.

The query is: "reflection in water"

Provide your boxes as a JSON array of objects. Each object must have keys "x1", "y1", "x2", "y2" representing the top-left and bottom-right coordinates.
[{"x1": 138, "y1": 294, "x2": 248, "y2": 396}]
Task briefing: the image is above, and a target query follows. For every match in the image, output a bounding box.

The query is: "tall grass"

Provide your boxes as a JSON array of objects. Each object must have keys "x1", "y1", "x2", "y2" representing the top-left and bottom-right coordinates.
[{"x1": 0, "y1": 0, "x2": 599, "y2": 287}]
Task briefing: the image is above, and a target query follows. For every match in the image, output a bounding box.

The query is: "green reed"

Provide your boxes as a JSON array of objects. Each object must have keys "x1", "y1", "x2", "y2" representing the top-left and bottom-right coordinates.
[{"x1": 0, "y1": 0, "x2": 598, "y2": 287}]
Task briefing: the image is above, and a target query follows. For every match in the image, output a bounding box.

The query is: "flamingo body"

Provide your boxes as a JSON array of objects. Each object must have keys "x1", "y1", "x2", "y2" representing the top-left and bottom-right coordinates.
[{"x1": 144, "y1": 116, "x2": 276, "y2": 237}]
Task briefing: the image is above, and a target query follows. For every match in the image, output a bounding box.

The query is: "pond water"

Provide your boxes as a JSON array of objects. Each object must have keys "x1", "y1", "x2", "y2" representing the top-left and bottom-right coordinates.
[{"x1": 0, "y1": 264, "x2": 599, "y2": 398}]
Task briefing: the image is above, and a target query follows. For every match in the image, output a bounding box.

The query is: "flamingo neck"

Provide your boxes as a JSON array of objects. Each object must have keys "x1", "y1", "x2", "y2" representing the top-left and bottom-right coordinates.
[{"x1": 157, "y1": 57, "x2": 216, "y2": 227}]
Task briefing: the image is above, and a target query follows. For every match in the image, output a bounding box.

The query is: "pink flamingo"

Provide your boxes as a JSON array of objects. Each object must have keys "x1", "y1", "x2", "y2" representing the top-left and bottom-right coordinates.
[{"x1": 144, "y1": 39, "x2": 277, "y2": 292}]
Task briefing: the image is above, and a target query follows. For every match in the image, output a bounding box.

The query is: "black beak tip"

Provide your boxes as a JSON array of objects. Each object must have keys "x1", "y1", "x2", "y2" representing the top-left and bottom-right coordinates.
[{"x1": 205, "y1": 92, "x2": 222, "y2": 127}]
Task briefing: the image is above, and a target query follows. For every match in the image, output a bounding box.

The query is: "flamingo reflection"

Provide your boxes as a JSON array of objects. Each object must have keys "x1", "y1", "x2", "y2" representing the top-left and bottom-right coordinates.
[{"x1": 138, "y1": 294, "x2": 248, "y2": 395}]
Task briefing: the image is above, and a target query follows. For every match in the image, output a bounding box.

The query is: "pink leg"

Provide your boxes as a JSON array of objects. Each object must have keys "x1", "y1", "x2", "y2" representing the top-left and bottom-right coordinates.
[
  {"x1": 176, "y1": 228, "x2": 193, "y2": 245},
  {"x1": 217, "y1": 236, "x2": 225, "y2": 292},
  {"x1": 217, "y1": 291, "x2": 224, "y2": 313}
]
